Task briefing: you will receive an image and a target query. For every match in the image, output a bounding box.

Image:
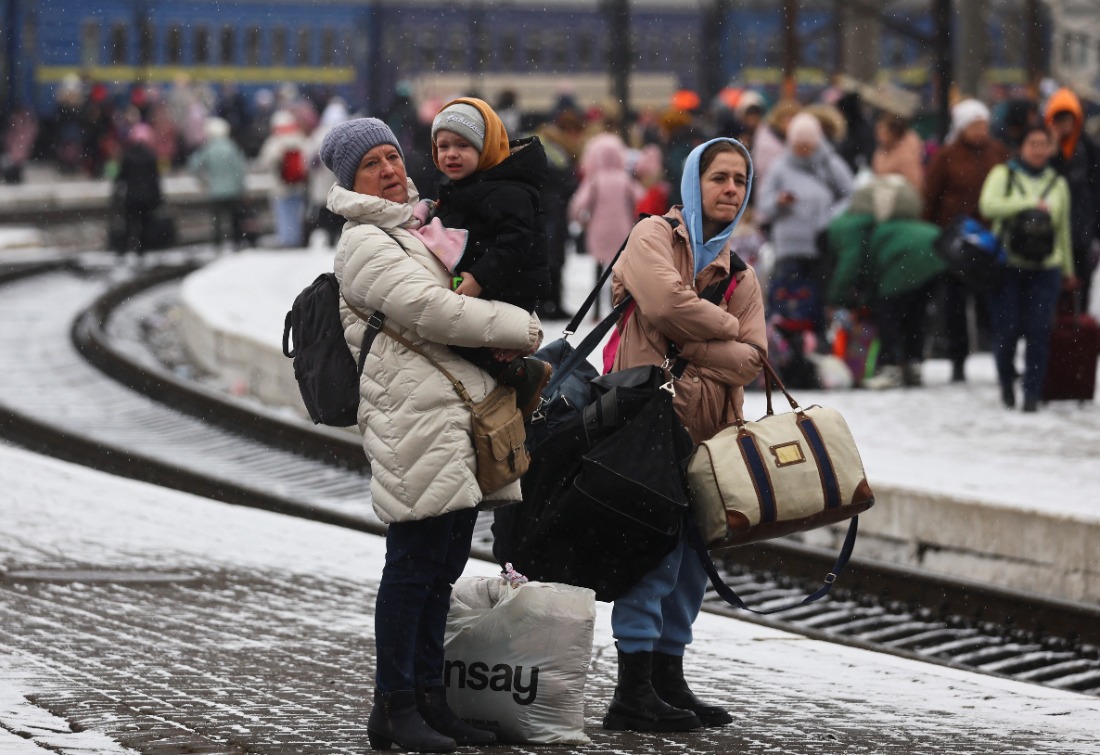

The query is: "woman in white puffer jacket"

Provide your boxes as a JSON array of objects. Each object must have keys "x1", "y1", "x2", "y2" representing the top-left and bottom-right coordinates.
[{"x1": 321, "y1": 117, "x2": 541, "y2": 753}]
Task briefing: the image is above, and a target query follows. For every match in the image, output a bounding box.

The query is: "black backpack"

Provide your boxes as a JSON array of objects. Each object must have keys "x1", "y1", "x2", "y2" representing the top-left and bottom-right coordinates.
[{"x1": 282, "y1": 273, "x2": 384, "y2": 426}]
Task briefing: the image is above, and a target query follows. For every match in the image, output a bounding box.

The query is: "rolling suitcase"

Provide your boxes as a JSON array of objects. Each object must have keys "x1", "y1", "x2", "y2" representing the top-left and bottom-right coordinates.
[{"x1": 1041, "y1": 289, "x2": 1100, "y2": 403}]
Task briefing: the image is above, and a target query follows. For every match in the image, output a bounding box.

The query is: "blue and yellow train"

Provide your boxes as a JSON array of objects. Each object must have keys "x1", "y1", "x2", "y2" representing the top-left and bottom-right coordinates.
[{"x1": 0, "y1": 0, "x2": 1033, "y2": 118}]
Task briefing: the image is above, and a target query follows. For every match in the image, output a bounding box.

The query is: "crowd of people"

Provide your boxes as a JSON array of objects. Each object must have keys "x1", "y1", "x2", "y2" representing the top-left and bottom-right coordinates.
[
  {"x1": 9, "y1": 73, "x2": 1100, "y2": 405},
  {"x1": 11, "y1": 68, "x2": 1100, "y2": 752}
]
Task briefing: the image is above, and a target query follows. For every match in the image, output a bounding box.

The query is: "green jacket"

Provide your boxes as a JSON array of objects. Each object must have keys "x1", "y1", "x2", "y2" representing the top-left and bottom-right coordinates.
[
  {"x1": 978, "y1": 163, "x2": 1074, "y2": 275},
  {"x1": 826, "y1": 213, "x2": 945, "y2": 305},
  {"x1": 187, "y1": 137, "x2": 248, "y2": 201}
]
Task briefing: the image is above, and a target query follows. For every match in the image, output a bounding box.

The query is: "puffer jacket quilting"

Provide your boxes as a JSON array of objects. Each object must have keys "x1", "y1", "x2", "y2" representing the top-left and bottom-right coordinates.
[{"x1": 328, "y1": 182, "x2": 540, "y2": 523}]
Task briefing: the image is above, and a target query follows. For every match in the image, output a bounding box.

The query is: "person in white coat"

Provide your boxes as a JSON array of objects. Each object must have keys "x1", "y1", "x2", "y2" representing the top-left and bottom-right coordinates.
[
  {"x1": 257, "y1": 109, "x2": 309, "y2": 246},
  {"x1": 320, "y1": 117, "x2": 541, "y2": 753}
]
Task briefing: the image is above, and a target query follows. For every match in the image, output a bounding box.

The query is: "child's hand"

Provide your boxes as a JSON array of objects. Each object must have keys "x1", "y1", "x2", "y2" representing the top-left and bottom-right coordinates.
[
  {"x1": 410, "y1": 199, "x2": 435, "y2": 229},
  {"x1": 454, "y1": 272, "x2": 482, "y2": 298},
  {"x1": 491, "y1": 348, "x2": 524, "y2": 362}
]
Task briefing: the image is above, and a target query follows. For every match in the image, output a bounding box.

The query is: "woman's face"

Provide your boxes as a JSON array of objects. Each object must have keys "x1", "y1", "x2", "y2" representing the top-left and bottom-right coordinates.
[
  {"x1": 1019, "y1": 130, "x2": 1052, "y2": 170},
  {"x1": 352, "y1": 144, "x2": 408, "y2": 203},
  {"x1": 875, "y1": 120, "x2": 897, "y2": 148},
  {"x1": 959, "y1": 119, "x2": 990, "y2": 146},
  {"x1": 700, "y1": 150, "x2": 749, "y2": 228}
]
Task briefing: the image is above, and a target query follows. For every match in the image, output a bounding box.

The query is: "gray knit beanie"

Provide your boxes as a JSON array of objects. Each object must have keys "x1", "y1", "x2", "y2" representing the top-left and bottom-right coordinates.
[
  {"x1": 319, "y1": 117, "x2": 404, "y2": 190},
  {"x1": 431, "y1": 103, "x2": 486, "y2": 153}
]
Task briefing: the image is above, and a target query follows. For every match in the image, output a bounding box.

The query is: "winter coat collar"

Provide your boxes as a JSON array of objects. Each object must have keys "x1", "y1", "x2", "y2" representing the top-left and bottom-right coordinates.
[{"x1": 326, "y1": 178, "x2": 421, "y2": 228}]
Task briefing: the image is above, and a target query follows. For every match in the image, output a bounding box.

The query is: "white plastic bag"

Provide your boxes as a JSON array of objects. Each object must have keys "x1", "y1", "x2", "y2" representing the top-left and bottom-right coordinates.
[{"x1": 444, "y1": 576, "x2": 596, "y2": 744}]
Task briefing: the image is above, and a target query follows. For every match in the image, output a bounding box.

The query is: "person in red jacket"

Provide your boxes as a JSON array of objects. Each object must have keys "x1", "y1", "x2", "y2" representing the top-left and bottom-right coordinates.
[{"x1": 922, "y1": 99, "x2": 1010, "y2": 382}]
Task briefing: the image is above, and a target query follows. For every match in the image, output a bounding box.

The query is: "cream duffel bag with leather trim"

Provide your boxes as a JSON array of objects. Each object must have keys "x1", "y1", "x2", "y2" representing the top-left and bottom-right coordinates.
[{"x1": 688, "y1": 360, "x2": 874, "y2": 556}]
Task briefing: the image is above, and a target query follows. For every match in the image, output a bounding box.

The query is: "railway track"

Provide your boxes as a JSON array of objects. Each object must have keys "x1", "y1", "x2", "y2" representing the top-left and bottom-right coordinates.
[{"x1": 2, "y1": 256, "x2": 1099, "y2": 698}]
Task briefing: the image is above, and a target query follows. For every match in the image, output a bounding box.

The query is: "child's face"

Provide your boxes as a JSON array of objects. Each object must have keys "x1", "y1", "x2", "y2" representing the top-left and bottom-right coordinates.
[{"x1": 435, "y1": 130, "x2": 480, "y2": 181}]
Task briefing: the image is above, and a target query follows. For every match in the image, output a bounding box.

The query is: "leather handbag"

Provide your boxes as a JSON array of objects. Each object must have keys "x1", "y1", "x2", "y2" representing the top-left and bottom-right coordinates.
[
  {"x1": 687, "y1": 359, "x2": 875, "y2": 556},
  {"x1": 380, "y1": 326, "x2": 528, "y2": 496}
]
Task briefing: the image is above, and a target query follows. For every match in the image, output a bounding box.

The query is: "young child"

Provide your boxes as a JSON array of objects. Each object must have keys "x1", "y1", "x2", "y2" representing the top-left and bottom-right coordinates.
[{"x1": 424, "y1": 97, "x2": 553, "y2": 416}]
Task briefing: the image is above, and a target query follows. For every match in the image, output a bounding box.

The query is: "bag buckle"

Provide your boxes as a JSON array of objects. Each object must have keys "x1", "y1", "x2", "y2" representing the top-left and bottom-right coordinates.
[
  {"x1": 824, "y1": 572, "x2": 837, "y2": 585},
  {"x1": 366, "y1": 313, "x2": 385, "y2": 329},
  {"x1": 529, "y1": 396, "x2": 549, "y2": 422},
  {"x1": 659, "y1": 357, "x2": 678, "y2": 395}
]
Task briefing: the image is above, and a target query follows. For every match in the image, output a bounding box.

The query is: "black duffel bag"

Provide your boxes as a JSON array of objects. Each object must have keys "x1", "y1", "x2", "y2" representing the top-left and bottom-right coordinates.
[{"x1": 493, "y1": 365, "x2": 694, "y2": 602}]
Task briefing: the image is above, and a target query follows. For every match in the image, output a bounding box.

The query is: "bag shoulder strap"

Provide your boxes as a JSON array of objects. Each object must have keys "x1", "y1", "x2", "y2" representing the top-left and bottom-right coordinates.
[
  {"x1": 545, "y1": 215, "x2": 682, "y2": 392},
  {"x1": 377, "y1": 324, "x2": 478, "y2": 411},
  {"x1": 1005, "y1": 166, "x2": 1059, "y2": 202},
  {"x1": 564, "y1": 214, "x2": 680, "y2": 335},
  {"x1": 342, "y1": 296, "x2": 385, "y2": 376},
  {"x1": 687, "y1": 517, "x2": 860, "y2": 614},
  {"x1": 1040, "y1": 170, "x2": 1060, "y2": 199}
]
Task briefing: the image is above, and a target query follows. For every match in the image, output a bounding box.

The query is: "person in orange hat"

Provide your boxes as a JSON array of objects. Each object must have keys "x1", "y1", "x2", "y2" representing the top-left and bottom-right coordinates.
[
  {"x1": 1044, "y1": 87, "x2": 1100, "y2": 311},
  {"x1": 423, "y1": 97, "x2": 554, "y2": 417},
  {"x1": 671, "y1": 89, "x2": 702, "y2": 113}
]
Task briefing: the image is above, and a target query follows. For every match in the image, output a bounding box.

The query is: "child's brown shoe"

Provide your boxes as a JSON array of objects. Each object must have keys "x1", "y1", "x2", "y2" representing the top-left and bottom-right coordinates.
[{"x1": 499, "y1": 358, "x2": 553, "y2": 419}]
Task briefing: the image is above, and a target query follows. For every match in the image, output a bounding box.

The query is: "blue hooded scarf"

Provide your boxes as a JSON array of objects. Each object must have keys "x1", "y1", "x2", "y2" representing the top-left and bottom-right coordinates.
[{"x1": 679, "y1": 137, "x2": 754, "y2": 276}]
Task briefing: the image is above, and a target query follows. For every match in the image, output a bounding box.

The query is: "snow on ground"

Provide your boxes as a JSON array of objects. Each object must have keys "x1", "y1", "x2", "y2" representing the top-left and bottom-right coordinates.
[
  {"x1": 2, "y1": 441, "x2": 1100, "y2": 751},
  {"x1": 182, "y1": 244, "x2": 1100, "y2": 524}
]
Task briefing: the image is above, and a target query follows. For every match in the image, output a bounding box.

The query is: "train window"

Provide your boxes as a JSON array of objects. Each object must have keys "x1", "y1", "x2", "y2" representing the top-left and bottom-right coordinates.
[
  {"x1": 473, "y1": 29, "x2": 489, "y2": 69},
  {"x1": 526, "y1": 31, "x2": 541, "y2": 68},
  {"x1": 81, "y1": 21, "x2": 100, "y2": 68},
  {"x1": 297, "y1": 28, "x2": 311, "y2": 65},
  {"x1": 272, "y1": 27, "x2": 288, "y2": 65},
  {"x1": 167, "y1": 24, "x2": 184, "y2": 65},
  {"x1": 385, "y1": 32, "x2": 406, "y2": 69},
  {"x1": 577, "y1": 33, "x2": 593, "y2": 68},
  {"x1": 419, "y1": 31, "x2": 436, "y2": 68},
  {"x1": 547, "y1": 31, "x2": 566, "y2": 69},
  {"x1": 221, "y1": 26, "x2": 235, "y2": 65},
  {"x1": 449, "y1": 30, "x2": 465, "y2": 68},
  {"x1": 109, "y1": 22, "x2": 128, "y2": 65},
  {"x1": 500, "y1": 33, "x2": 516, "y2": 68},
  {"x1": 138, "y1": 20, "x2": 155, "y2": 66},
  {"x1": 245, "y1": 26, "x2": 261, "y2": 66},
  {"x1": 320, "y1": 28, "x2": 336, "y2": 66},
  {"x1": 194, "y1": 26, "x2": 210, "y2": 65}
]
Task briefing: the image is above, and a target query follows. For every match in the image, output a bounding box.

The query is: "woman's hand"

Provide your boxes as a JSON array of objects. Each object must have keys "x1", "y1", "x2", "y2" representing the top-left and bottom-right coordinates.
[{"x1": 454, "y1": 272, "x2": 482, "y2": 298}]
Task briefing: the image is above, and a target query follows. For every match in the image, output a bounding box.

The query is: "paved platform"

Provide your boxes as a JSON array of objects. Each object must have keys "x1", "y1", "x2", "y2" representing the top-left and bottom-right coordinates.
[
  {"x1": 176, "y1": 250, "x2": 1100, "y2": 604},
  {"x1": 3, "y1": 442, "x2": 1099, "y2": 754}
]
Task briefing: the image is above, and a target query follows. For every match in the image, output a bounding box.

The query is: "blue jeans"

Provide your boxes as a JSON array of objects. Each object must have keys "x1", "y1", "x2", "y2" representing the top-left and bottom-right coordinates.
[
  {"x1": 611, "y1": 531, "x2": 707, "y2": 656},
  {"x1": 271, "y1": 193, "x2": 305, "y2": 247},
  {"x1": 990, "y1": 266, "x2": 1062, "y2": 402},
  {"x1": 374, "y1": 509, "x2": 478, "y2": 692}
]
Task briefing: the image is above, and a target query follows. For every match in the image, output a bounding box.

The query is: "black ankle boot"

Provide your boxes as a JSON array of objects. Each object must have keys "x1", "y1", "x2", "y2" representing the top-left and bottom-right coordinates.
[
  {"x1": 651, "y1": 651, "x2": 733, "y2": 727},
  {"x1": 367, "y1": 690, "x2": 456, "y2": 752},
  {"x1": 416, "y1": 686, "x2": 496, "y2": 746},
  {"x1": 602, "y1": 647, "x2": 702, "y2": 732}
]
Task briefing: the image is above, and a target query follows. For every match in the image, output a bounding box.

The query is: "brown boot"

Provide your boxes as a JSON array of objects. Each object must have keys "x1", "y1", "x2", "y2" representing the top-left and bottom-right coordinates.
[{"x1": 498, "y1": 357, "x2": 553, "y2": 418}]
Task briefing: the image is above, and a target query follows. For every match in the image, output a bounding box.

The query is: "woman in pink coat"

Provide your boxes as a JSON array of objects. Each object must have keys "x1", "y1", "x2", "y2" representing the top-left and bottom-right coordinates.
[{"x1": 568, "y1": 132, "x2": 645, "y2": 316}]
